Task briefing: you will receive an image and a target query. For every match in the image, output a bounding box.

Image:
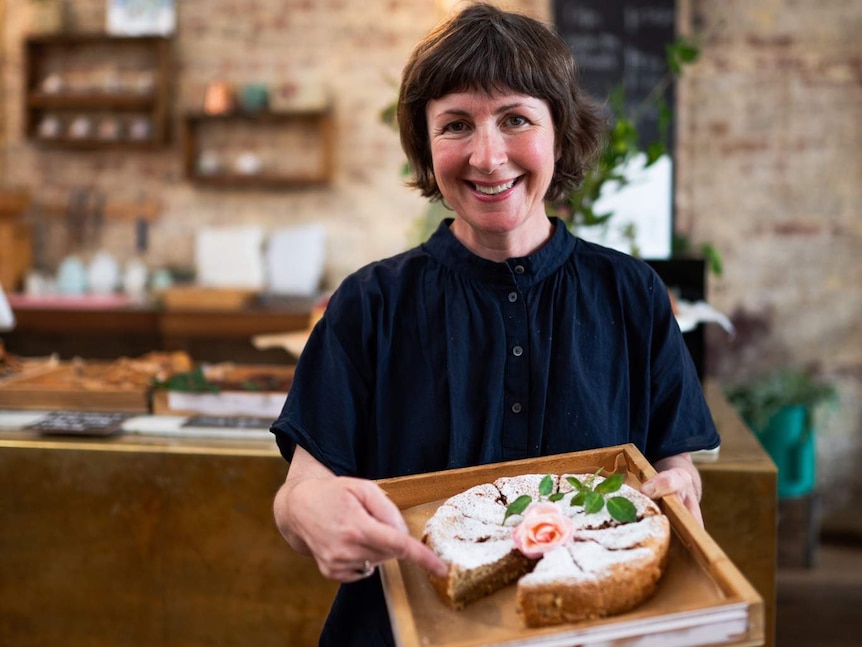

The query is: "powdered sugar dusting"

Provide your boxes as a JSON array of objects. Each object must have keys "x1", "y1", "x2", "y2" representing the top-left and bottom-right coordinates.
[
  {"x1": 444, "y1": 483, "x2": 507, "y2": 525},
  {"x1": 424, "y1": 504, "x2": 512, "y2": 542},
  {"x1": 575, "y1": 515, "x2": 669, "y2": 549},
  {"x1": 428, "y1": 536, "x2": 517, "y2": 570},
  {"x1": 495, "y1": 474, "x2": 557, "y2": 503}
]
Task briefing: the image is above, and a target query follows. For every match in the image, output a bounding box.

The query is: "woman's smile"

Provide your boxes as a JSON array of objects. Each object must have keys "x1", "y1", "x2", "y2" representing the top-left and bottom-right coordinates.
[{"x1": 470, "y1": 176, "x2": 519, "y2": 197}]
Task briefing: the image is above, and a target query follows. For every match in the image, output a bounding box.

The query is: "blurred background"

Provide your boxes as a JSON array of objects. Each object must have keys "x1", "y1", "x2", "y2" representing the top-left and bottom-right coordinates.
[{"x1": 0, "y1": 1, "x2": 859, "y2": 646}]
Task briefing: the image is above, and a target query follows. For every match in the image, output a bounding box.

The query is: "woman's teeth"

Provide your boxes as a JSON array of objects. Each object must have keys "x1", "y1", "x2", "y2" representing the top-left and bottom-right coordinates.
[{"x1": 473, "y1": 179, "x2": 516, "y2": 195}]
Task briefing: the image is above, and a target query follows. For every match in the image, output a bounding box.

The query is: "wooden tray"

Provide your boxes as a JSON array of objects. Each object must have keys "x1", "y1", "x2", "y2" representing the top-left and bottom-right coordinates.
[
  {"x1": 0, "y1": 355, "x2": 61, "y2": 385},
  {"x1": 0, "y1": 360, "x2": 151, "y2": 413},
  {"x1": 376, "y1": 444, "x2": 764, "y2": 647}
]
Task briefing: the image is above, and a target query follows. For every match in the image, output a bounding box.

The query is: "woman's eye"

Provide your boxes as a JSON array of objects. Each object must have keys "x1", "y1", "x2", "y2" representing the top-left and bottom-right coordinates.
[
  {"x1": 506, "y1": 115, "x2": 528, "y2": 127},
  {"x1": 443, "y1": 121, "x2": 467, "y2": 133}
]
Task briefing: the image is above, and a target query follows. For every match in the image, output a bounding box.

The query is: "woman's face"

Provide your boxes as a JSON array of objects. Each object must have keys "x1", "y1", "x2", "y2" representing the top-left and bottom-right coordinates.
[{"x1": 426, "y1": 88, "x2": 556, "y2": 254}]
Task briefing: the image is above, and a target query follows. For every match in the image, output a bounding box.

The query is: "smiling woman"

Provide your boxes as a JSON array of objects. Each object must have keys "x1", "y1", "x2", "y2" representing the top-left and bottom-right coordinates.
[{"x1": 270, "y1": 5, "x2": 720, "y2": 647}]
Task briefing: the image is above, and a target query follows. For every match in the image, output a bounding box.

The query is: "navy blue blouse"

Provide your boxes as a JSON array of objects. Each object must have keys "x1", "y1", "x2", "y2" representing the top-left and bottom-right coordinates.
[{"x1": 270, "y1": 217, "x2": 719, "y2": 646}]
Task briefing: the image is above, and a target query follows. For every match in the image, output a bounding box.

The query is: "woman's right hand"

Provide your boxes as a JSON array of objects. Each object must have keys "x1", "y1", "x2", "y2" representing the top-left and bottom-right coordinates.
[{"x1": 274, "y1": 446, "x2": 448, "y2": 582}]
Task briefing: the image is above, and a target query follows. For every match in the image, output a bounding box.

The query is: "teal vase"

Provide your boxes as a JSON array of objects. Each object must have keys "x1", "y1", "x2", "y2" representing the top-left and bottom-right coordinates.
[{"x1": 753, "y1": 405, "x2": 816, "y2": 498}]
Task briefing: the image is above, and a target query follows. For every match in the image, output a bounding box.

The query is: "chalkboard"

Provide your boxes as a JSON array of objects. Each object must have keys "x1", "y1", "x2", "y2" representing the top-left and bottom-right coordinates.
[{"x1": 553, "y1": 0, "x2": 677, "y2": 148}]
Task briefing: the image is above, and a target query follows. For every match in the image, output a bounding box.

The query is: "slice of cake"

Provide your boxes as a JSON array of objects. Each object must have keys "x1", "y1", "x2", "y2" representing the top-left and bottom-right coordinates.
[{"x1": 421, "y1": 473, "x2": 671, "y2": 628}]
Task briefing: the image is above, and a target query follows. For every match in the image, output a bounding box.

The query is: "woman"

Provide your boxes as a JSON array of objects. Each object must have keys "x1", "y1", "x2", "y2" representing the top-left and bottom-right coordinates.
[{"x1": 271, "y1": 4, "x2": 720, "y2": 646}]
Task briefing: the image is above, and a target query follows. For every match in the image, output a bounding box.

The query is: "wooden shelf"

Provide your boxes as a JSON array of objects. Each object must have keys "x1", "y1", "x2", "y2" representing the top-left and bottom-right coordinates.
[
  {"x1": 182, "y1": 108, "x2": 335, "y2": 188},
  {"x1": 189, "y1": 172, "x2": 331, "y2": 189},
  {"x1": 27, "y1": 92, "x2": 157, "y2": 110},
  {"x1": 4, "y1": 298, "x2": 314, "y2": 363},
  {"x1": 27, "y1": 135, "x2": 165, "y2": 151},
  {"x1": 24, "y1": 34, "x2": 172, "y2": 149}
]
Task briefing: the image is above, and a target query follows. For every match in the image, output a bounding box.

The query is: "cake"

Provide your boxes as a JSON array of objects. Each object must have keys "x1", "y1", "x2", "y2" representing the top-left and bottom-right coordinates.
[{"x1": 421, "y1": 473, "x2": 670, "y2": 628}]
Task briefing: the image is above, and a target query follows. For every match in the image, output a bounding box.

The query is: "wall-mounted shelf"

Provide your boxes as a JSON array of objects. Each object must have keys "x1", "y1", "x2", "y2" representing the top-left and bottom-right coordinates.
[
  {"x1": 181, "y1": 108, "x2": 335, "y2": 189},
  {"x1": 24, "y1": 34, "x2": 172, "y2": 150}
]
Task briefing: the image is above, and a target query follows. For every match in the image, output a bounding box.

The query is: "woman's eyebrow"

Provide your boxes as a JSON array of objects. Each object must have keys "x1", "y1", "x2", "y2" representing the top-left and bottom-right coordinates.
[{"x1": 433, "y1": 102, "x2": 533, "y2": 118}]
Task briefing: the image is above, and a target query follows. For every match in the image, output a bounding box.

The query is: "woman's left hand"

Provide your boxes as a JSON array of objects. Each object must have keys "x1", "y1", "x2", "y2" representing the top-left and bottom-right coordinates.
[{"x1": 640, "y1": 453, "x2": 704, "y2": 527}]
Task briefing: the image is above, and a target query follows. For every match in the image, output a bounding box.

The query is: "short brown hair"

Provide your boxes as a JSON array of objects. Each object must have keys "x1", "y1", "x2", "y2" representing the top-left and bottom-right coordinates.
[{"x1": 397, "y1": 2, "x2": 606, "y2": 202}]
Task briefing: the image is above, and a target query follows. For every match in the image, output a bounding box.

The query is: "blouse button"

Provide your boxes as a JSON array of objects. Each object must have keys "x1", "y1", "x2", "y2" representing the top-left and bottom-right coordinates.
[
  {"x1": 508, "y1": 292, "x2": 518, "y2": 303},
  {"x1": 512, "y1": 345, "x2": 523, "y2": 357},
  {"x1": 511, "y1": 402, "x2": 523, "y2": 414},
  {"x1": 514, "y1": 264, "x2": 525, "y2": 275}
]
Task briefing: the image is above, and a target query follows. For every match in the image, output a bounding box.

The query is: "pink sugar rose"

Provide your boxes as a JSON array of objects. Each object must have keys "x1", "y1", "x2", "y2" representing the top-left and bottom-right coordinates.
[{"x1": 512, "y1": 501, "x2": 575, "y2": 558}]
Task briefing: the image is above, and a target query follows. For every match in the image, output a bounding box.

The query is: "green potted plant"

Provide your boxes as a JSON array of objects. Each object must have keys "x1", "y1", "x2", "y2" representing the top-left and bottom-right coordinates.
[
  {"x1": 724, "y1": 369, "x2": 838, "y2": 498},
  {"x1": 547, "y1": 36, "x2": 725, "y2": 273}
]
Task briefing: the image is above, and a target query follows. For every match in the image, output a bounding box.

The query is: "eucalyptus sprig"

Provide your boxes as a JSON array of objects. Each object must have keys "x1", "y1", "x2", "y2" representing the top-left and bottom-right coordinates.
[{"x1": 503, "y1": 472, "x2": 637, "y2": 524}]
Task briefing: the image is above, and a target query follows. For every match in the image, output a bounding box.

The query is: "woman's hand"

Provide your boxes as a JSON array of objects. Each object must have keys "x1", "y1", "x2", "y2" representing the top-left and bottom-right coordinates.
[
  {"x1": 274, "y1": 446, "x2": 448, "y2": 582},
  {"x1": 640, "y1": 452, "x2": 705, "y2": 527}
]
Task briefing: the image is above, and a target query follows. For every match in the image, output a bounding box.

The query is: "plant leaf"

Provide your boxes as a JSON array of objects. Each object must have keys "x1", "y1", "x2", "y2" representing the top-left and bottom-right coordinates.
[
  {"x1": 607, "y1": 496, "x2": 638, "y2": 523},
  {"x1": 539, "y1": 474, "x2": 554, "y2": 497},
  {"x1": 548, "y1": 492, "x2": 565, "y2": 502},
  {"x1": 595, "y1": 473, "x2": 625, "y2": 494},
  {"x1": 570, "y1": 491, "x2": 587, "y2": 507},
  {"x1": 566, "y1": 476, "x2": 589, "y2": 493},
  {"x1": 584, "y1": 491, "x2": 605, "y2": 514},
  {"x1": 503, "y1": 495, "x2": 532, "y2": 522},
  {"x1": 646, "y1": 141, "x2": 665, "y2": 165}
]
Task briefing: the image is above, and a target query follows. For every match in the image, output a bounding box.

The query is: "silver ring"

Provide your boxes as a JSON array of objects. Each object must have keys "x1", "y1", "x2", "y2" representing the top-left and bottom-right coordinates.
[{"x1": 355, "y1": 559, "x2": 375, "y2": 578}]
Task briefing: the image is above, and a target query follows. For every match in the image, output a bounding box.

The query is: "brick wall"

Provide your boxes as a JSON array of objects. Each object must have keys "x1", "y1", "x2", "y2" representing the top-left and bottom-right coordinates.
[
  {"x1": 2, "y1": 0, "x2": 860, "y2": 531},
  {"x1": 2, "y1": 0, "x2": 547, "y2": 283},
  {"x1": 676, "y1": 0, "x2": 862, "y2": 533}
]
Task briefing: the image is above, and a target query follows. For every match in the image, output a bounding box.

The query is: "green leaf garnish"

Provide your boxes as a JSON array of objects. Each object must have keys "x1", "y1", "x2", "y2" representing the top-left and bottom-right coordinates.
[
  {"x1": 503, "y1": 495, "x2": 532, "y2": 522},
  {"x1": 607, "y1": 496, "x2": 638, "y2": 523},
  {"x1": 570, "y1": 491, "x2": 587, "y2": 507},
  {"x1": 595, "y1": 473, "x2": 624, "y2": 494},
  {"x1": 583, "y1": 491, "x2": 605, "y2": 514},
  {"x1": 564, "y1": 472, "x2": 638, "y2": 524},
  {"x1": 566, "y1": 475, "x2": 589, "y2": 493},
  {"x1": 503, "y1": 473, "x2": 639, "y2": 525}
]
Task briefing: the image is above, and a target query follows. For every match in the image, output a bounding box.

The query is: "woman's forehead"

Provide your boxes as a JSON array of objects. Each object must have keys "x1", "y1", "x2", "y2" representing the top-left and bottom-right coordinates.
[{"x1": 427, "y1": 89, "x2": 549, "y2": 115}]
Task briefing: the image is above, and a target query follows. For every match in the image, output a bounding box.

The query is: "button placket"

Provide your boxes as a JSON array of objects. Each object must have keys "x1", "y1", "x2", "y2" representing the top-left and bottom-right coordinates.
[{"x1": 501, "y1": 279, "x2": 529, "y2": 455}]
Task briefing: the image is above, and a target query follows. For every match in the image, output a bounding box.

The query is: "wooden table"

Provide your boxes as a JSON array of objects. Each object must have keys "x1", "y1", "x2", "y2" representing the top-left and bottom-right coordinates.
[{"x1": 0, "y1": 383, "x2": 775, "y2": 647}]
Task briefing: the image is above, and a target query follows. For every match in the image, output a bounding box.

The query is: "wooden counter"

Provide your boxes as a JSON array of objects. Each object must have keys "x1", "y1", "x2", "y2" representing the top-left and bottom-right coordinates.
[
  {"x1": 0, "y1": 382, "x2": 775, "y2": 647},
  {"x1": 700, "y1": 380, "x2": 777, "y2": 647},
  {"x1": 0, "y1": 432, "x2": 338, "y2": 647}
]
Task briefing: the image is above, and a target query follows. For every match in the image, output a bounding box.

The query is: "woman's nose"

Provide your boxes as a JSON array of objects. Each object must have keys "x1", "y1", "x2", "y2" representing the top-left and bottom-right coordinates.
[{"x1": 470, "y1": 128, "x2": 506, "y2": 174}]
